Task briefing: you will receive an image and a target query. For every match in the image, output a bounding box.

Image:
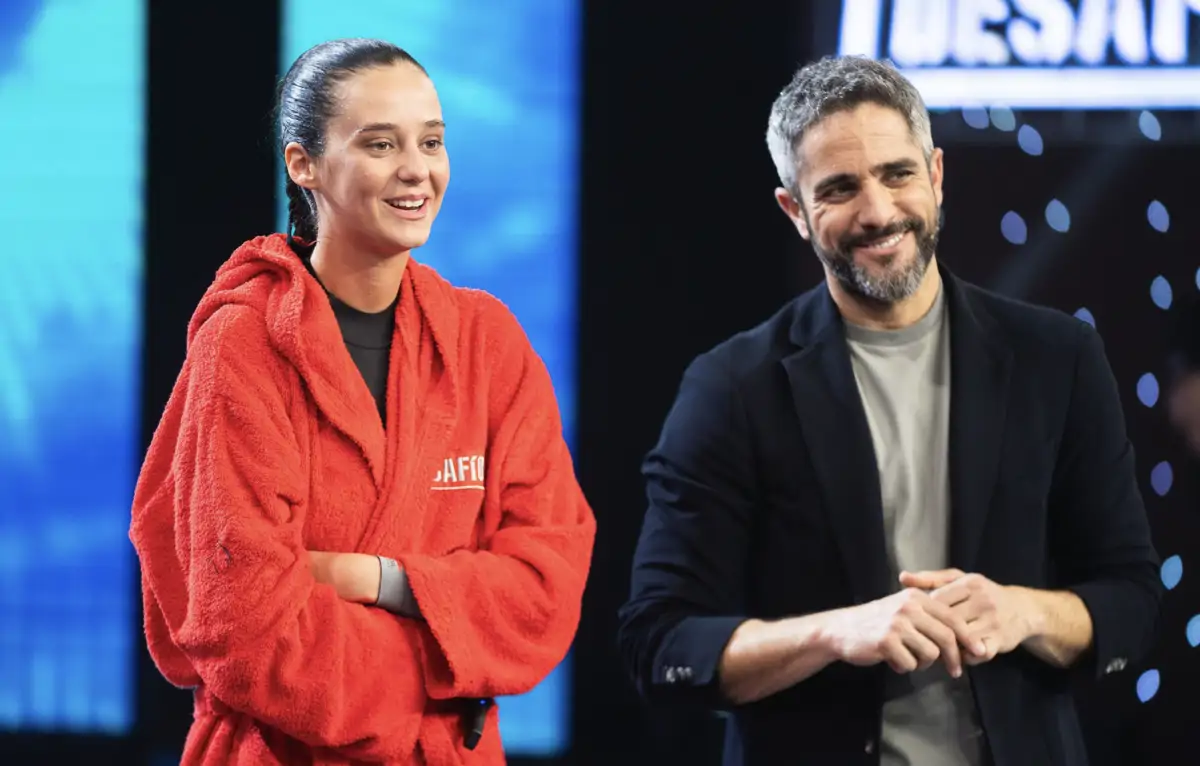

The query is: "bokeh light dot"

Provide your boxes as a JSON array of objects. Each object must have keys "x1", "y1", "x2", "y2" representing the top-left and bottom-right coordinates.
[
  {"x1": 1161, "y1": 555, "x2": 1183, "y2": 590},
  {"x1": 1018, "y1": 124, "x2": 1043, "y2": 155},
  {"x1": 962, "y1": 107, "x2": 989, "y2": 129},
  {"x1": 1148, "y1": 200, "x2": 1170, "y2": 232},
  {"x1": 989, "y1": 106, "x2": 1016, "y2": 131},
  {"x1": 1186, "y1": 615, "x2": 1200, "y2": 648},
  {"x1": 1073, "y1": 308, "x2": 1095, "y2": 327},
  {"x1": 1045, "y1": 199, "x2": 1069, "y2": 232},
  {"x1": 1001, "y1": 211, "x2": 1027, "y2": 244},
  {"x1": 1150, "y1": 461, "x2": 1173, "y2": 496},
  {"x1": 1136, "y1": 669, "x2": 1160, "y2": 702},
  {"x1": 1137, "y1": 373, "x2": 1159, "y2": 407},
  {"x1": 1138, "y1": 110, "x2": 1162, "y2": 141},
  {"x1": 1150, "y1": 276, "x2": 1173, "y2": 310}
]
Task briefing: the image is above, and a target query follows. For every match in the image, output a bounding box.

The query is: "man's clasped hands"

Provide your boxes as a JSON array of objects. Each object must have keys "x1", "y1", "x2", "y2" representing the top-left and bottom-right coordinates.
[{"x1": 825, "y1": 568, "x2": 1040, "y2": 678}]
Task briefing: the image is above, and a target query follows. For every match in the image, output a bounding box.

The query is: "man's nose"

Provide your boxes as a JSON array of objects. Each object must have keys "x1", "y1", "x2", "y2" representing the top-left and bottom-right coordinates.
[{"x1": 854, "y1": 179, "x2": 899, "y2": 229}]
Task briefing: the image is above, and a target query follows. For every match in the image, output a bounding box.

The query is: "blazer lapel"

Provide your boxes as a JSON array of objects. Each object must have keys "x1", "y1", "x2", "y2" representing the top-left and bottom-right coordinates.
[
  {"x1": 944, "y1": 271, "x2": 1013, "y2": 574},
  {"x1": 782, "y1": 287, "x2": 892, "y2": 605}
]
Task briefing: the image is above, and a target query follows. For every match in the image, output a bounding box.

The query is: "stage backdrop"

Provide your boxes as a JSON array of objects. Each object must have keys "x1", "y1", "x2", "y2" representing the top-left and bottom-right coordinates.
[
  {"x1": 0, "y1": 0, "x2": 143, "y2": 736},
  {"x1": 280, "y1": 0, "x2": 581, "y2": 756}
]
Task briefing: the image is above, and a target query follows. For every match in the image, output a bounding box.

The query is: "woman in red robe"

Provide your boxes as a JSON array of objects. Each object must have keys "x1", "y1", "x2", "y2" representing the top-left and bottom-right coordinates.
[{"x1": 129, "y1": 38, "x2": 596, "y2": 765}]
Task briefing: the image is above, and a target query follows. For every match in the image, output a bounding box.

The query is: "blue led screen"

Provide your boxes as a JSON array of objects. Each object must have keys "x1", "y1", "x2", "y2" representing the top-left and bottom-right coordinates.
[{"x1": 0, "y1": 0, "x2": 143, "y2": 734}]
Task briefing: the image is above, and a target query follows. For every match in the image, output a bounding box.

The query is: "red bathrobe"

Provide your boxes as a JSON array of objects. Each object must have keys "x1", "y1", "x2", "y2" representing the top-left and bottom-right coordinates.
[{"x1": 129, "y1": 233, "x2": 596, "y2": 765}]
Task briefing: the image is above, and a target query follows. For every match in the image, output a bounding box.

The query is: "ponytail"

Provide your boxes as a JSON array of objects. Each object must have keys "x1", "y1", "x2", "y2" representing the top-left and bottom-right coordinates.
[{"x1": 286, "y1": 176, "x2": 317, "y2": 244}]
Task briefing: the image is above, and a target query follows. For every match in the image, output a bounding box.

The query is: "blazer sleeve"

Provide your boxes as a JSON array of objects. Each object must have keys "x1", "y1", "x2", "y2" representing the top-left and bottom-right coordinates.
[
  {"x1": 132, "y1": 310, "x2": 426, "y2": 762},
  {"x1": 616, "y1": 351, "x2": 756, "y2": 710},
  {"x1": 1049, "y1": 321, "x2": 1163, "y2": 679},
  {"x1": 397, "y1": 299, "x2": 596, "y2": 700}
]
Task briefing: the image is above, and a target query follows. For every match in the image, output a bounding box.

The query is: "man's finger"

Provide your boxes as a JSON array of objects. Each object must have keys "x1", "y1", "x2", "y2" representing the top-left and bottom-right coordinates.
[
  {"x1": 966, "y1": 632, "x2": 1000, "y2": 662},
  {"x1": 923, "y1": 595, "x2": 986, "y2": 657},
  {"x1": 882, "y1": 635, "x2": 919, "y2": 673},
  {"x1": 929, "y1": 581, "x2": 973, "y2": 608},
  {"x1": 953, "y1": 594, "x2": 992, "y2": 624},
  {"x1": 909, "y1": 609, "x2": 963, "y2": 678},
  {"x1": 899, "y1": 626, "x2": 943, "y2": 672},
  {"x1": 899, "y1": 568, "x2": 965, "y2": 590}
]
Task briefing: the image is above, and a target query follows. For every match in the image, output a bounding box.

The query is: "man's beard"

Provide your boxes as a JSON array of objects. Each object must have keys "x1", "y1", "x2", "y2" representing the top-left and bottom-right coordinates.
[{"x1": 810, "y1": 208, "x2": 942, "y2": 304}]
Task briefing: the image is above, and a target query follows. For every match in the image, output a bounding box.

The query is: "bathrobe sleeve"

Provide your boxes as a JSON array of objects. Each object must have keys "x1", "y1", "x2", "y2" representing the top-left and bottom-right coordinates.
[
  {"x1": 399, "y1": 296, "x2": 597, "y2": 700},
  {"x1": 132, "y1": 306, "x2": 426, "y2": 762}
]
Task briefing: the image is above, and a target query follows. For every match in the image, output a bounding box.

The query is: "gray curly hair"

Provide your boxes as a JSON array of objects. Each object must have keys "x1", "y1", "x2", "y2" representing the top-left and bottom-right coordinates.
[{"x1": 766, "y1": 56, "x2": 933, "y2": 196}]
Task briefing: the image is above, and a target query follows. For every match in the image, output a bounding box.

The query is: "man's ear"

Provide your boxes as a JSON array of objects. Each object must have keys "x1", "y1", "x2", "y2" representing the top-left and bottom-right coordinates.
[{"x1": 774, "y1": 188, "x2": 810, "y2": 240}]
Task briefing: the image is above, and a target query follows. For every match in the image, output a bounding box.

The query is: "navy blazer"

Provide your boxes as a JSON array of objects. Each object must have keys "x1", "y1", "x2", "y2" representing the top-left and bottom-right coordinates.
[{"x1": 617, "y1": 266, "x2": 1162, "y2": 766}]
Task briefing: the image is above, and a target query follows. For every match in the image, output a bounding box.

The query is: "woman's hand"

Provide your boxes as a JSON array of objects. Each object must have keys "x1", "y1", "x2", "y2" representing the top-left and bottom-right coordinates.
[{"x1": 308, "y1": 551, "x2": 381, "y2": 605}]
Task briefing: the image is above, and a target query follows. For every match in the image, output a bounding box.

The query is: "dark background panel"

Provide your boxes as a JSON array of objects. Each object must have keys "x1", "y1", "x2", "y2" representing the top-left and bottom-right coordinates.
[
  {"x1": 572, "y1": 5, "x2": 811, "y2": 761},
  {"x1": 139, "y1": 0, "x2": 281, "y2": 761}
]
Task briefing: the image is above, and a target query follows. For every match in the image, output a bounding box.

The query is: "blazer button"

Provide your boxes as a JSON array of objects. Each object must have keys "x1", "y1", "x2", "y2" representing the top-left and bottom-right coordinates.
[
  {"x1": 865, "y1": 738, "x2": 875, "y2": 754},
  {"x1": 665, "y1": 667, "x2": 677, "y2": 683}
]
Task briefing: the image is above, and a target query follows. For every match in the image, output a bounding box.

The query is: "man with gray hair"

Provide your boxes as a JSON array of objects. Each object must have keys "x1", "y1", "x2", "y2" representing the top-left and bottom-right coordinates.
[{"x1": 618, "y1": 56, "x2": 1161, "y2": 765}]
